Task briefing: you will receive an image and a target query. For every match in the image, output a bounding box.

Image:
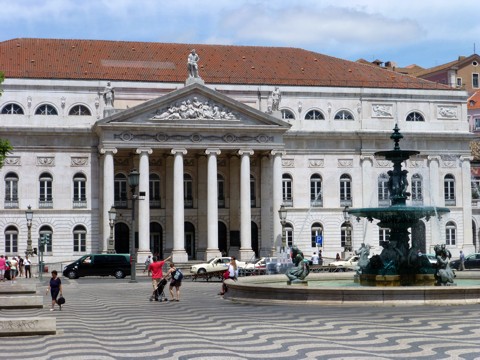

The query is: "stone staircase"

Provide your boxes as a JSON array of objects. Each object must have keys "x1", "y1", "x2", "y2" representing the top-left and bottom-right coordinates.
[{"x1": 0, "y1": 283, "x2": 56, "y2": 336}]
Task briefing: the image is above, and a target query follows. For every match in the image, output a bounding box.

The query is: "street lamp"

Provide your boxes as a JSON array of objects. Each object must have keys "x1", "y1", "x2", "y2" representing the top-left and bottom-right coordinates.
[
  {"x1": 278, "y1": 204, "x2": 287, "y2": 251},
  {"x1": 343, "y1": 206, "x2": 352, "y2": 252},
  {"x1": 128, "y1": 169, "x2": 140, "y2": 283},
  {"x1": 107, "y1": 206, "x2": 117, "y2": 254},
  {"x1": 25, "y1": 205, "x2": 33, "y2": 257}
]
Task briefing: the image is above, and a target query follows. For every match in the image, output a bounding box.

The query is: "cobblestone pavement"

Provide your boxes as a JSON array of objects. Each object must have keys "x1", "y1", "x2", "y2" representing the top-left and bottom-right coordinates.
[{"x1": 1, "y1": 276, "x2": 480, "y2": 360}]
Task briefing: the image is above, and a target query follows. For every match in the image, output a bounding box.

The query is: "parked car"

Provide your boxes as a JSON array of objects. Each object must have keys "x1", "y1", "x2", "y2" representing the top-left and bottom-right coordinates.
[
  {"x1": 424, "y1": 254, "x2": 438, "y2": 265},
  {"x1": 63, "y1": 254, "x2": 131, "y2": 279},
  {"x1": 189, "y1": 257, "x2": 246, "y2": 275},
  {"x1": 329, "y1": 255, "x2": 359, "y2": 270},
  {"x1": 450, "y1": 253, "x2": 480, "y2": 270},
  {"x1": 244, "y1": 258, "x2": 266, "y2": 270},
  {"x1": 265, "y1": 257, "x2": 293, "y2": 274}
]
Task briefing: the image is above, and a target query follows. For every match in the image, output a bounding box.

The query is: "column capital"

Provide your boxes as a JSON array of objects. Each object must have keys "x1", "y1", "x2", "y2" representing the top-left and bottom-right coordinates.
[
  {"x1": 135, "y1": 147, "x2": 153, "y2": 155},
  {"x1": 171, "y1": 148, "x2": 188, "y2": 156},
  {"x1": 205, "y1": 148, "x2": 221, "y2": 156},
  {"x1": 427, "y1": 155, "x2": 441, "y2": 163},
  {"x1": 360, "y1": 155, "x2": 375, "y2": 164},
  {"x1": 98, "y1": 146, "x2": 117, "y2": 155},
  {"x1": 238, "y1": 149, "x2": 254, "y2": 156},
  {"x1": 460, "y1": 155, "x2": 473, "y2": 163},
  {"x1": 270, "y1": 149, "x2": 286, "y2": 157}
]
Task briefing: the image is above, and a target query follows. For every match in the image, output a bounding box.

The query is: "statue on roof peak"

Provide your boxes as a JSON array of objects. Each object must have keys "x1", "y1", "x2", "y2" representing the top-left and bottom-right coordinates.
[{"x1": 187, "y1": 49, "x2": 200, "y2": 78}]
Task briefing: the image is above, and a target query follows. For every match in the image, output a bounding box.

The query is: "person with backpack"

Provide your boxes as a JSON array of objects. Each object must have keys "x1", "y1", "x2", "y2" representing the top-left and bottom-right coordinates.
[{"x1": 166, "y1": 262, "x2": 182, "y2": 302}]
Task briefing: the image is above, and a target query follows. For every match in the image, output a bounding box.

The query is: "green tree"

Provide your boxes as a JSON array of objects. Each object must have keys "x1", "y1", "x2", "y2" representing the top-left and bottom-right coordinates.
[{"x1": 0, "y1": 71, "x2": 13, "y2": 166}]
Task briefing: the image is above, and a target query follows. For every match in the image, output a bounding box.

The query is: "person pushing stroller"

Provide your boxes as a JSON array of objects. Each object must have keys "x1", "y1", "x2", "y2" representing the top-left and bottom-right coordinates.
[{"x1": 148, "y1": 255, "x2": 171, "y2": 302}]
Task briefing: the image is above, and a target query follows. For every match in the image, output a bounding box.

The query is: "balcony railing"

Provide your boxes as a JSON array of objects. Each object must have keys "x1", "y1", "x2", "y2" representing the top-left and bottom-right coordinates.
[
  {"x1": 184, "y1": 198, "x2": 193, "y2": 208},
  {"x1": 283, "y1": 199, "x2": 293, "y2": 207},
  {"x1": 39, "y1": 199, "x2": 53, "y2": 209},
  {"x1": 340, "y1": 199, "x2": 352, "y2": 207},
  {"x1": 73, "y1": 199, "x2": 87, "y2": 208},
  {"x1": 218, "y1": 198, "x2": 225, "y2": 208},
  {"x1": 114, "y1": 199, "x2": 128, "y2": 208},
  {"x1": 149, "y1": 199, "x2": 161, "y2": 208},
  {"x1": 310, "y1": 199, "x2": 323, "y2": 207},
  {"x1": 445, "y1": 199, "x2": 456, "y2": 206},
  {"x1": 4, "y1": 199, "x2": 19, "y2": 209}
]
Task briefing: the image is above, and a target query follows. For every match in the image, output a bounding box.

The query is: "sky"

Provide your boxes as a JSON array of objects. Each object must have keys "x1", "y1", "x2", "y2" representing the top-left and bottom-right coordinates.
[{"x1": 0, "y1": 0, "x2": 478, "y2": 69}]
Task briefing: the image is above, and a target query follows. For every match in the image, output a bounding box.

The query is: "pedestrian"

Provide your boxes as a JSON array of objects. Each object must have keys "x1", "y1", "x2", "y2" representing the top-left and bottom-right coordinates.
[
  {"x1": 166, "y1": 263, "x2": 182, "y2": 301},
  {"x1": 318, "y1": 250, "x2": 323, "y2": 266},
  {"x1": 148, "y1": 255, "x2": 171, "y2": 301},
  {"x1": 143, "y1": 255, "x2": 152, "y2": 274},
  {"x1": 219, "y1": 256, "x2": 238, "y2": 296},
  {"x1": 24, "y1": 255, "x2": 32, "y2": 278},
  {"x1": 336, "y1": 253, "x2": 341, "y2": 261},
  {"x1": 311, "y1": 252, "x2": 319, "y2": 265},
  {"x1": 0, "y1": 254, "x2": 6, "y2": 282},
  {"x1": 459, "y1": 250, "x2": 466, "y2": 271},
  {"x1": 18, "y1": 256, "x2": 24, "y2": 277},
  {"x1": 9, "y1": 256, "x2": 18, "y2": 284},
  {"x1": 45, "y1": 270, "x2": 63, "y2": 311}
]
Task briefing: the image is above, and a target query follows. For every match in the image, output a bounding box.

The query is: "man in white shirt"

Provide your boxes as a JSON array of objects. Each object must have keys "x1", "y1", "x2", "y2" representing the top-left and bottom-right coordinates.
[
  {"x1": 311, "y1": 252, "x2": 319, "y2": 265},
  {"x1": 24, "y1": 255, "x2": 32, "y2": 278}
]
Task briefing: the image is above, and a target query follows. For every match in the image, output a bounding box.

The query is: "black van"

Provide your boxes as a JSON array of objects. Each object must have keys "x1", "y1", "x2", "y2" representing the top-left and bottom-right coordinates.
[{"x1": 62, "y1": 254, "x2": 131, "y2": 279}]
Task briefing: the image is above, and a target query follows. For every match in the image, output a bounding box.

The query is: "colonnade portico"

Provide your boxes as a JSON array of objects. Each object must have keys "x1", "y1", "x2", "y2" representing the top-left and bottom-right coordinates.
[{"x1": 99, "y1": 145, "x2": 283, "y2": 262}]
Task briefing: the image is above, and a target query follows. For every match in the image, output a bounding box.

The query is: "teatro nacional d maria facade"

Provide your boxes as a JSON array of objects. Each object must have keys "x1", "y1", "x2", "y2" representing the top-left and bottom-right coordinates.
[{"x1": 0, "y1": 38, "x2": 475, "y2": 263}]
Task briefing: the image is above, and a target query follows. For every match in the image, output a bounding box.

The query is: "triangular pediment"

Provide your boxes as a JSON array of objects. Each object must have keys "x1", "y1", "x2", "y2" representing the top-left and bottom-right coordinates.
[{"x1": 96, "y1": 83, "x2": 290, "y2": 129}]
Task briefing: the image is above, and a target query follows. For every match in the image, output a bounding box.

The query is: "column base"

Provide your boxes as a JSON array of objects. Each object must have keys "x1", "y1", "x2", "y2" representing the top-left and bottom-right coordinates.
[
  {"x1": 205, "y1": 248, "x2": 222, "y2": 260},
  {"x1": 171, "y1": 250, "x2": 189, "y2": 263},
  {"x1": 238, "y1": 248, "x2": 256, "y2": 262}
]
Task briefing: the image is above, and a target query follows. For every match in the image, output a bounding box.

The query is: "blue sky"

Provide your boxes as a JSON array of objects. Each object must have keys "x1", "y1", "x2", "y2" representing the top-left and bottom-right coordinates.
[{"x1": 0, "y1": 0, "x2": 478, "y2": 69}]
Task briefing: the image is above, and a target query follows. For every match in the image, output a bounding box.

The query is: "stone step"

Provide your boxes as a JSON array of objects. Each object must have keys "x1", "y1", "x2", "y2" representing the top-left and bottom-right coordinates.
[
  {"x1": 0, "y1": 318, "x2": 56, "y2": 336},
  {"x1": 0, "y1": 295, "x2": 44, "y2": 309},
  {"x1": 0, "y1": 284, "x2": 37, "y2": 295}
]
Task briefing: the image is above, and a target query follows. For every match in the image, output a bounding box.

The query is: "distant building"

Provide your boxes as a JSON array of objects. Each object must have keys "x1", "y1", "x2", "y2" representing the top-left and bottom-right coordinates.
[{"x1": 0, "y1": 38, "x2": 475, "y2": 264}]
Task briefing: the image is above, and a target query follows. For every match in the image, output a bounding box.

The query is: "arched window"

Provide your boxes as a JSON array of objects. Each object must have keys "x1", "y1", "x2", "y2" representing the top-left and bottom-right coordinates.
[
  {"x1": 35, "y1": 104, "x2": 58, "y2": 115},
  {"x1": 281, "y1": 109, "x2": 295, "y2": 120},
  {"x1": 4, "y1": 226, "x2": 18, "y2": 254},
  {"x1": 341, "y1": 221, "x2": 352, "y2": 251},
  {"x1": 184, "y1": 174, "x2": 193, "y2": 208},
  {"x1": 73, "y1": 225, "x2": 87, "y2": 252},
  {"x1": 114, "y1": 174, "x2": 128, "y2": 208},
  {"x1": 73, "y1": 173, "x2": 87, "y2": 208},
  {"x1": 39, "y1": 172, "x2": 53, "y2": 208},
  {"x1": 149, "y1": 173, "x2": 161, "y2": 208},
  {"x1": 310, "y1": 174, "x2": 322, "y2": 207},
  {"x1": 1, "y1": 103, "x2": 24, "y2": 114},
  {"x1": 69, "y1": 105, "x2": 91, "y2": 116},
  {"x1": 446, "y1": 221, "x2": 456, "y2": 245},
  {"x1": 411, "y1": 174, "x2": 423, "y2": 205},
  {"x1": 311, "y1": 222, "x2": 323, "y2": 247},
  {"x1": 217, "y1": 174, "x2": 225, "y2": 208},
  {"x1": 340, "y1": 174, "x2": 352, "y2": 206},
  {"x1": 444, "y1": 174, "x2": 456, "y2": 206},
  {"x1": 250, "y1": 175, "x2": 256, "y2": 207},
  {"x1": 4, "y1": 172, "x2": 19, "y2": 208},
  {"x1": 334, "y1": 110, "x2": 354, "y2": 120},
  {"x1": 406, "y1": 111, "x2": 424, "y2": 122},
  {"x1": 378, "y1": 173, "x2": 390, "y2": 206},
  {"x1": 305, "y1": 110, "x2": 324, "y2": 120},
  {"x1": 282, "y1": 173, "x2": 293, "y2": 206},
  {"x1": 39, "y1": 225, "x2": 53, "y2": 253}
]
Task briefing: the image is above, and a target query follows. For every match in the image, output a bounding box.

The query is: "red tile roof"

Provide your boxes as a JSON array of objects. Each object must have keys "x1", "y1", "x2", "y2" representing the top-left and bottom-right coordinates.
[
  {"x1": 468, "y1": 91, "x2": 480, "y2": 110},
  {"x1": 0, "y1": 38, "x2": 452, "y2": 90}
]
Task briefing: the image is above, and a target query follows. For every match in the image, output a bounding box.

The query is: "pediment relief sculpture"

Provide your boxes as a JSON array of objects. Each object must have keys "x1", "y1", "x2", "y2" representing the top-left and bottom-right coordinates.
[{"x1": 151, "y1": 96, "x2": 240, "y2": 121}]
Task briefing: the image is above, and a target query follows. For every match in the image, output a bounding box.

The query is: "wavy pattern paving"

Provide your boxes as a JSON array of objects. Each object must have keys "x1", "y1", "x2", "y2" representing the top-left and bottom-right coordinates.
[{"x1": 1, "y1": 279, "x2": 480, "y2": 359}]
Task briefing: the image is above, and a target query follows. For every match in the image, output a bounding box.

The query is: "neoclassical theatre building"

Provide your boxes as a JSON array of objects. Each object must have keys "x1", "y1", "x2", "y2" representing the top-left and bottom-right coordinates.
[{"x1": 0, "y1": 38, "x2": 475, "y2": 263}]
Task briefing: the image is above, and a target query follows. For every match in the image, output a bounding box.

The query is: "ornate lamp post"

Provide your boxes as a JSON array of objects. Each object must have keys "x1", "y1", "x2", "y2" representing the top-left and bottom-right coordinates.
[
  {"x1": 107, "y1": 206, "x2": 117, "y2": 254},
  {"x1": 343, "y1": 206, "x2": 352, "y2": 252},
  {"x1": 278, "y1": 204, "x2": 287, "y2": 252},
  {"x1": 25, "y1": 205, "x2": 34, "y2": 257},
  {"x1": 128, "y1": 169, "x2": 140, "y2": 283}
]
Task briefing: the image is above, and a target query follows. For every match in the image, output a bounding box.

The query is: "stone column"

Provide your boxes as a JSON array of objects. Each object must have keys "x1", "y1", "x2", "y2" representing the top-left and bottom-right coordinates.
[
  {"x1": 205, "y1": 149, "x2": 222, "y2": 259},
  {"x1": 171, "y1": 149, "x2": 188, "y2": 263},
  {"x1": 428, "y1": 156, "x2": 441, "y2": 248},
  {"x1": 271, "y1": 150, "x2": 284, "y2": 255},
  {"x1": 461, "y1": 156, "x2": 474, "y2": 253},
  {"x1": 136, "y1": 147, "x2": 153, "y2": 261},
  {"x1": 238, "y1": 149, "x2": 255, "y2": 261},
  {"x1": 99, "y1": 147, "x2": 117, "y2": 253}
]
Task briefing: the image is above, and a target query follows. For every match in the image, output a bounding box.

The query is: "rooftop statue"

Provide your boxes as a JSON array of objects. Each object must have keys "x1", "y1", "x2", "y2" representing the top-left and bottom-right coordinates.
[
  {"x1": 99, "y1": 81, "x2": 114, "y2": 108},
  {"x1": 187, "y1": 49, "x2": 200, "y2": 78},
  {"x1": 271, "y1": 87, "x2": 281, "y2": 111}
]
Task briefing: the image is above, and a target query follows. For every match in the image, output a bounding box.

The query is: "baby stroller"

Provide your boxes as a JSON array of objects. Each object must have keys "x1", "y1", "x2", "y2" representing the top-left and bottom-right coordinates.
[{"x1": 150, "y1": 278, "x2": 168, "y2": 302}]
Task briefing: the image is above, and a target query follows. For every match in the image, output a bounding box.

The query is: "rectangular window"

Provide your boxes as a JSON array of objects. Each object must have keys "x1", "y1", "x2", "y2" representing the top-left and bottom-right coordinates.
[
  {"x1": 73, "y1": 232, "x2": 86, "y2": 252},
  {"x1": 473, "y1": 73, "x2": 479, "y2": 88},
  {"x1": 456, "y1": 77, "x2": 462, "y2": 87},
  {"x1": 475, "y1": 118, "x2": 480, "y2": 131},
  {"x1": 5, "y1": 233, "x2": 18, "y2": 253}
]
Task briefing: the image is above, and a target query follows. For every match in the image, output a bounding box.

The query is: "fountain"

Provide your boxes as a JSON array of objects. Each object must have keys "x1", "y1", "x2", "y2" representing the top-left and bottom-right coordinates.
[
  {"x1": 348, "y1": 124, "x2": 450, "y2": 286},
  {"x1": 224, "y1": 126, "x2": 480, "y2": 305}
]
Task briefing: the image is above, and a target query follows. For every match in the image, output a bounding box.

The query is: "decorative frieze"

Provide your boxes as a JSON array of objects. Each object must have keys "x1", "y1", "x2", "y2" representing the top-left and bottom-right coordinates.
[
  {"x1": 437, "y1": 106, "x2": 457, "y2": 119},
  {"x1": 4, "y1": 157, "x2": 21, "y2": 166},
  {"x1": 282, "y1": 159, "x2": 295, "y2": 168},
  {"x1": 115, "y1": 132, "x2": 273, "y2": 144},
  {"x1": 372, "y1": 104, "x2": 393, "y2": 118},
  {"x1": 71, "y1": 157, "x2": 88, "y2": 167},
  {"x1": 308, "y1": 159, "x2": 324, "y2": 168},
  {"x1": 36, "y1": 157, "x2": 54, "y2": 166},
  {"x1": 375, "y1": 160, "x2": 392, "y2": 168},
  {"x1": 338, "y1": 159, "x2": 353, "y2": 168}
]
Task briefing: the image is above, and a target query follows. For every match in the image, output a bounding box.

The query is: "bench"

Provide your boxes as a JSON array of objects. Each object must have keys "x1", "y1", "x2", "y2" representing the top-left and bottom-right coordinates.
[{"x1": 190, "y1": 269, "x2": 225, "y2": 282}]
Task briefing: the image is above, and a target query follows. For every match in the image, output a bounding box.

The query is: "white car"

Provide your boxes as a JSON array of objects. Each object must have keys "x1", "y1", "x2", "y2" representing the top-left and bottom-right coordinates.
[
  {"x1": 190, "y1": 257, "x2": 246, "y2": 275},
  {"x1": 244, "y1": 258, "x2": 266, "y2": 270},
  {"x1": 329, "y1": 255, "x2": 359, "y2": 270}
]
